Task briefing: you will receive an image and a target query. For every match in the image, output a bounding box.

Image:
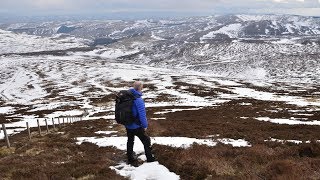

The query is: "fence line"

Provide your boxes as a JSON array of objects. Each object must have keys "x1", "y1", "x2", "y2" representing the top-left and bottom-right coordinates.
[
  {"x1": 26, "y1": 122, "x2": 31, "y2": 140},
  {"x1": 52, "y1": 118, "x2": 56, "y2": 130},
  {"x1": 1, "y1": 116, "x2": 83, "y2": 148},
  {"x1": 2, "y1": 124, "x2": 10, "y2": 148},
  {"x1": 37, "y1": 119, "x2": 41, "y2": 135}
]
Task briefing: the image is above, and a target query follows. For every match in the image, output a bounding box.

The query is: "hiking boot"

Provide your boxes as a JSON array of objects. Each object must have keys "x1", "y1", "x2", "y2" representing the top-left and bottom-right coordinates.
[
  {"x1": 146, "y1": 156, "x2": 156, "y2": 163},
  {"x1": 128, "y1": 158, "x2": 139, "y2": 167}
]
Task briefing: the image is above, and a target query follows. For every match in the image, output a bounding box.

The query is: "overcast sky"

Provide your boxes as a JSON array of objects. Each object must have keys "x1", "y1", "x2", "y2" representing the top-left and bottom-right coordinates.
[{"x1": 1, "y1": 0, "x2": 320, "y2": 18}]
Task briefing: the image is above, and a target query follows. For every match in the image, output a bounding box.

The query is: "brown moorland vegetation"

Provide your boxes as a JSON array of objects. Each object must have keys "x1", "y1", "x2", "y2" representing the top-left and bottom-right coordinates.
[
  {"x1": 0, "y1": 119, "x2": 125, "y2": 180},
  {"x1": 0, "y1": 83, "x2": 319, "y2": 179}
]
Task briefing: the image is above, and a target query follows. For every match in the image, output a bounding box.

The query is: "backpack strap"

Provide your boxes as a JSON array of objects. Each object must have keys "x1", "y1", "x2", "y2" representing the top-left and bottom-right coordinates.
[
  {"x1": 127, "y1": 90, "x2": 137, "y2": 100},
  {"x1": 127, "y1": 90, "x2": 141, "y2": 125}
]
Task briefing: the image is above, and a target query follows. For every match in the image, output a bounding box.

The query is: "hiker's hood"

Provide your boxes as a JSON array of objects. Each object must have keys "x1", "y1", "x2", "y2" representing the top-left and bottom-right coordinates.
[{"x1": 130, "y1": 88, "x2": 142, "y2": 98}]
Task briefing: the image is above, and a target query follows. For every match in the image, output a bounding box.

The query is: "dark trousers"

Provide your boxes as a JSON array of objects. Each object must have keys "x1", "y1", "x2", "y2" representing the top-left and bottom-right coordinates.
[{"x1": 126, "y1": 128, "x2": 153, "y2": 161}]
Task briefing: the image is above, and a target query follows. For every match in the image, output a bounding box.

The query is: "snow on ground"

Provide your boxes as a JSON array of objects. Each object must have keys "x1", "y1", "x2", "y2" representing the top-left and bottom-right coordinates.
[
  {"x1": 217, "y1": 138, "x2": 252, "y2": 147},
  {"x1": 265, "y1": 138, "x2": 305, "y2": 144},
  {"x1": 154, "y1": 108, "x2": 203, "y2": 115},
  {"x1": 0, "y1": 106, "x2": 14, "y2": 114},
  {"x1": 201, "y1": 23, "x2": 242, "y2": 40},
  {"x1": 230, "y1": 87, "x2": 320, "y2": 107},
  {"x1": 0, "y1": 106, "x2": 84, "y2": 139},
  {"x1": 95, "y1": 131, "x2": 118, "y2": 135},
  {"x1": 73, "y1": 48, "x2": 140, "y2": 59},
  {"x1": 46, "y1": 110, "x2": 84, "y2": 119},
  {"x1": 0, "y1": 128, "x2": 26, "y2": 140},
  {"x1": 0, "y1": 53, "x2": 319, "y2": 140},
  {"x1": 272, "y1": 38, "x2": 300, "y2": 45},
  {"x1": 0, "y1": 67, "x2": 48, "y2": 104},
  {"x1": 264, "y1": 138, "x2": 320, "y2": 144},
  {"x1": 76, "y1": 136, "x2": 251, "y2": 153},
  {"x1": 0, "y1": 29, "x2": 88, "y2": 54},
  {"x1": 256, "y1": 117, "x2": 320, "y2": 125},
  {"x1": 0, "y1": 116, "x2": 47, "y2": 139},
  {"x1": 77, "y1": 135, "x2": 250, "y2": 180},
  {"x1": 151, "y1": 32, "x2": 166, "y2": 41},
  {"x1": 110, "y1": 162, "x2": 179, "y2": 180}
]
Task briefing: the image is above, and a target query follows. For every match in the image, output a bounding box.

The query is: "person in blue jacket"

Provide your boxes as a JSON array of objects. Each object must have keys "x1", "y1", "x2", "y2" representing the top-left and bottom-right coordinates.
[{"x1": 126, "y1": 81, "x2": 155, "y2": 164}]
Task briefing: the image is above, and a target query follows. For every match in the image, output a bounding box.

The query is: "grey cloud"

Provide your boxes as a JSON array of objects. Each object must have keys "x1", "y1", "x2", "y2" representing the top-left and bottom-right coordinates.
[{"x1": 0, "y1": 0, "x2": 320, "y2": 16}]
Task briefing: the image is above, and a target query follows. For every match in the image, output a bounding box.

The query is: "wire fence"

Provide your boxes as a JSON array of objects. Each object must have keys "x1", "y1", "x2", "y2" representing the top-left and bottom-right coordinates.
[{"x1": 1, "y1": 116, "x2": 83, "y2": 148}]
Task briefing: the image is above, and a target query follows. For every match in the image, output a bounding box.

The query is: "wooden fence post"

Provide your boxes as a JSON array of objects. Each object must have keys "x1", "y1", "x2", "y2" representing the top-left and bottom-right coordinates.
[
  {"x1": 58, "y1": 118, "x2": 61, "y2": 128},
  {"x1": 52, "y1": 118, "x2": 56, "y2": 130},
  {"x1": 26, "y1": 122, "x2": 31, "y2": 140},
  {"x1": 2, "y1": 124, "x2": 10, "y2": 148},
  {"x1": 63, "y1": 118, "x2": 65, "y2": 125},
  {"x1": 45, "y1": 119, "x2": 49, "y2": 133},
  {"x1": 37, "y1": 119, "x2": 41, "y2": 135}
]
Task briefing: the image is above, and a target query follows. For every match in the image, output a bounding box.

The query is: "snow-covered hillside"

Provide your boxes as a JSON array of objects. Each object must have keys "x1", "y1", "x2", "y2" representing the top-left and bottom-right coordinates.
[
  {"x1": 0, "y1": 29, "x2": 89, "y2": 54},
  {"x1": 1, "y1": 14, "x2": 319, "y2": 83},
  {"x1": 0, "y1": 14, "x2": 320, "y2": 180},
  {"x1": 2, "y1": 14, "x2": 320, "y2": 39}
]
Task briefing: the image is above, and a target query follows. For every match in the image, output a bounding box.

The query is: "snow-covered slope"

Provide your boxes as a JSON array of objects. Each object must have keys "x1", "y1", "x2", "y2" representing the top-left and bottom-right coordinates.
[
  {"x1": 0, "y1": 16, "x2": 319, "y2": 179},
  {"x1": 2, "y1": 14, "x2": 320, "y2": 39},
  {"x1": 0, "y1": 29, "x2": 89, "y2": 54},
  {"x1": 0, "y1": 14, "x2": 320, "y2": 83}
]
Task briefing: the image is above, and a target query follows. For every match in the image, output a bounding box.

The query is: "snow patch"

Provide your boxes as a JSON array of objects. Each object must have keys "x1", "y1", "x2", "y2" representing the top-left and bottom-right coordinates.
[
  {"x1": 236, "y1": 68, "x2": 267, "y2": 80},
  {"x1": 76, "y1": 136, "x2": 251, "y2": 153},
  {"x1": 0, "y1": 106, "x2": 15, "y2": 114},
  {"x1": 95, "y1": 131, "x2": 118, "y2": 135},
  {"x1": 201, "y1": 23, "x2": 242, "y2": 39},
  {"x1": 110, "y1": 162, "x2": 179, "y2": 180},
  {"x1": 73, "y1": 48, "x2": 139, "y2": 59},
  {"x1": 256, "y1": 117, "x2": 320, "y2": 125},
  {"x1": 0, "y1": 29, "x2": 87, "y2": 54},
  {"x1": 151, "y1": 32, "x2": 166, "y2": 41},
  {"x1": 231, "y1": 87, "x2": 320, "y2": 107}
]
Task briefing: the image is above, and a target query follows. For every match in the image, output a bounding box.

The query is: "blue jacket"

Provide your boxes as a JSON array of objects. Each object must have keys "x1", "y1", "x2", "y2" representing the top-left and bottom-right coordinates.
[{"x1": 125, "y1": 88, "x2": 148, "y2": 129}]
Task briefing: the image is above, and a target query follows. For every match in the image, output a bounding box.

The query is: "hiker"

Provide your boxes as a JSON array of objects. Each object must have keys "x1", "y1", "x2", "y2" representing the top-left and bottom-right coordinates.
[{"x1": 115, "y1": 81, "x2": 155, "y2": 164}]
